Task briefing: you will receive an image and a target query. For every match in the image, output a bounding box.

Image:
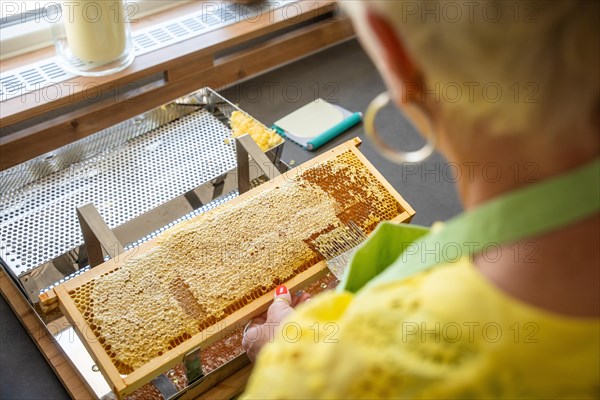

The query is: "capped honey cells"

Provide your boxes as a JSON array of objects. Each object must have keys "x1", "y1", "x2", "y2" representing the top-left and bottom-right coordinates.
[{"x1": 66, "y1": 150, "x2": 404, "y2": 375}]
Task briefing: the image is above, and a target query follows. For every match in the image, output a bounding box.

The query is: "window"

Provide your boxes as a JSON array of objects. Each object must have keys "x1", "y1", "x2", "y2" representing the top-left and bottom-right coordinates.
[
  {"x1": 0, "y1": 1, "x2": 189, "y2": 60},
  {"x1": 0, "y1": 0, "x2": 54, "y2": 27}
]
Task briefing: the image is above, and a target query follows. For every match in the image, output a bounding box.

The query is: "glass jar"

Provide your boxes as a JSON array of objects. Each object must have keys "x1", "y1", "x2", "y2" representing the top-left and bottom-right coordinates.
[{"x1": 51, "y1": 0, "x2": 135, "y2": 76}]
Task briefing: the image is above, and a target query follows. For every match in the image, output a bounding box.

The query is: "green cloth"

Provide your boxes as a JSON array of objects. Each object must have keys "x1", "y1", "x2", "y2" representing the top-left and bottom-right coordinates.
[
  {"x1": 340, "y1": 223, "x2": 430, "y2": 293},
  {"x1": 338, "y1": 157, "x2": 600, "y2": 293}
]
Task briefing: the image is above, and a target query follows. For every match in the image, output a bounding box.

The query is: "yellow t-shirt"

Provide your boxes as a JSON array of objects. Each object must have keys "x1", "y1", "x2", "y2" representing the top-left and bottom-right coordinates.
[{"x1": 243, "y1": 259, "x2": 600, "y2": 399}]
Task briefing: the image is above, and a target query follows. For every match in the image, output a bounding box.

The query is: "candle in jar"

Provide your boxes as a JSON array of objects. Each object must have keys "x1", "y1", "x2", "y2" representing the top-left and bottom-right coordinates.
[{"x1": 63, "y1": 0, "x2": 127, "y2": 64}]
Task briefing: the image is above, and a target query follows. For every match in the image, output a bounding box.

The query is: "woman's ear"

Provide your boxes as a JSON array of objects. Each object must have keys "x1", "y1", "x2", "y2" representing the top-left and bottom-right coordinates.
[{"x1": 364, "y1": 9, "x2": 425, "y2": 104}]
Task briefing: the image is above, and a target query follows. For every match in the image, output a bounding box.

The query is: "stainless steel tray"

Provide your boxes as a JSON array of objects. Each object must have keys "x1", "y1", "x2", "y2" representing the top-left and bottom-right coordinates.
[{"x1": 0, "y1": 87, "x2": 284, "y2": 399}]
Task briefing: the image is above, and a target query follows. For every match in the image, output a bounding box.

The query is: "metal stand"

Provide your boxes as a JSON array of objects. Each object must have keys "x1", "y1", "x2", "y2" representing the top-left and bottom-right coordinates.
[
  {"x1": 151, "y1": 374, "x2": 180, "y2": 399},
  {"x1": 236, "y1": 134, "x2": 282, "y2": 194},
  {"x1": 76, "y1": 203, "x2": 124, "y2": 268},
  {"x1": 184, "y1": 347, "x2": 204, "y2": 384},
  {"x1": 147, "y1": 347, "x2": 204, "y2": 399}
]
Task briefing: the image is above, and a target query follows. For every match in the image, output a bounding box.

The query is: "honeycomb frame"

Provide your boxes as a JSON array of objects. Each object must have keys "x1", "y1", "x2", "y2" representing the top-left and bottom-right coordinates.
[{"x1": 53, "y1": 138, "x2": 415, "y2": 398}]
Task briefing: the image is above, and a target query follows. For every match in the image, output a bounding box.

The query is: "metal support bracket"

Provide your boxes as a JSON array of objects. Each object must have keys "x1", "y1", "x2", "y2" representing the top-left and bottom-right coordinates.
[
  {"x1": 76, "y1": 203, "x2": 124, "y2": 267},
  {"x1": 184, "y1": 347, "x2": 204, "y2": 384},
  {"x1": 152, "y1": 374, "x2": 179, "y2": 400},
  {"x1": 236, "y1": 134, "x2": 282, "y2": 194}
]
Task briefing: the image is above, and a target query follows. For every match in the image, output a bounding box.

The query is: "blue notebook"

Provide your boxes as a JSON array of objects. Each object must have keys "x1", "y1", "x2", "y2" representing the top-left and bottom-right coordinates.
[{"x1": 272, "y1": 99, "x2": 362, "y2": 151}]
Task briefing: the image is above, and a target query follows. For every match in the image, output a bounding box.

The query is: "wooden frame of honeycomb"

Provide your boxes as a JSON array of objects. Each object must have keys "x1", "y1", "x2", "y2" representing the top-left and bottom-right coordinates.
[{"x1": 51, "y1": 138, "x2": 415, "y2": 398}]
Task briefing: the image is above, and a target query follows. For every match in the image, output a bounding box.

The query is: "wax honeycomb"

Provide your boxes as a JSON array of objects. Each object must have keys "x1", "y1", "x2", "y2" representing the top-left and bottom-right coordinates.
[
  {"x1": 66, "y1": 150, "x2": 404, "y2": 375},
  {"x1": 229, "y1": 110, "x2": 283, "y2": 151},
  {"x1": 124, "y1": 272, "x2": 339, "y2": 400}
]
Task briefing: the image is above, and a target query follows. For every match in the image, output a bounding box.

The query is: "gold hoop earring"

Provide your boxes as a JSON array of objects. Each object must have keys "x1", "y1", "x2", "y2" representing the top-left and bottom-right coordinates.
[{"x1": 364, "y1": 92, "x2": 436, "y2": 164}]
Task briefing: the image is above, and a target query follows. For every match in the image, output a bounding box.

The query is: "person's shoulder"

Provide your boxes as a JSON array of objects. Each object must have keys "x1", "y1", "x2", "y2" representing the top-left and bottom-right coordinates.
[
  {"x1": 355, "y1": 258, "x2": 600, "y2": 334},
  {"x1": 352, "y1": 259, "x2": 494, "y2": 321},
  {"x1": 247, "y1": 260, "x2": 599, "y2": 399}
]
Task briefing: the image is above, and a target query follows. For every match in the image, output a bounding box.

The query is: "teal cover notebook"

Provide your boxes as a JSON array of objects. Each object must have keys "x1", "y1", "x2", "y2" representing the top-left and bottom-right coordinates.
[{"x1": 272, "y1": 99, "x2": 362, "y2": 150}]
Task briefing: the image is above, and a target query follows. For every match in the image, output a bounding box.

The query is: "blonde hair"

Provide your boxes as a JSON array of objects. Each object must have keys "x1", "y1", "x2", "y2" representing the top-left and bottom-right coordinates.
[{"x1": 344, "y1": 0, "x2": 599, "y2": 137}]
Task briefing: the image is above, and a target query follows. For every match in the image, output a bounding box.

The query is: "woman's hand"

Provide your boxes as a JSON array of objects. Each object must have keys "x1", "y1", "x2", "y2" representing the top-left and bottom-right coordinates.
[{"x1": 242, "y1": 285, "x2": 311, "y2": 363}]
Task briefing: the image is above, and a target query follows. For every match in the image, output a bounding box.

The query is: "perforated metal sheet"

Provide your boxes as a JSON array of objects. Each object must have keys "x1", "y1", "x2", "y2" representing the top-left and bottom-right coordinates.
[
  {"x1": 0, "y1": 104, "x2": 193, "y2": 193},
  {"x1": 0, "y1": 109, "x2": 237, "y2": 276},
  {"x1": 39, "y1": 190, "x2": 240, "y2": 295}
]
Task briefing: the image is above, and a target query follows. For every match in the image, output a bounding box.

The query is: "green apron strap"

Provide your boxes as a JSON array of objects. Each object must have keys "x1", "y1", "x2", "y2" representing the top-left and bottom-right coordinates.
[
  {"x1": 340, "y1": 223, "x2": 430, "y2": 293},
  {"x1": 340, "y1": 157, "x2": 600, "y2": 293}
]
